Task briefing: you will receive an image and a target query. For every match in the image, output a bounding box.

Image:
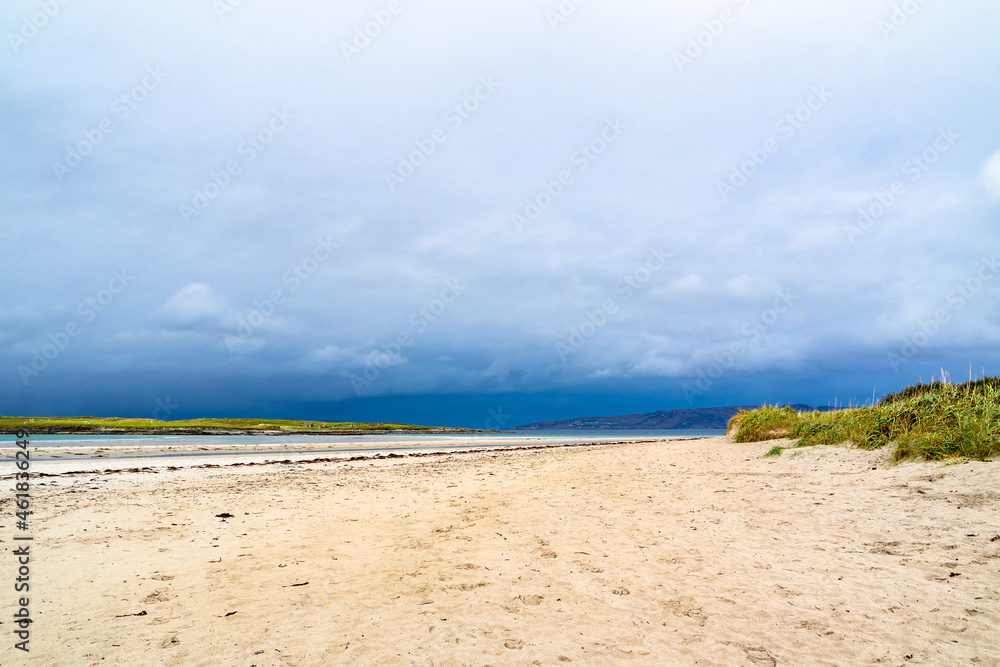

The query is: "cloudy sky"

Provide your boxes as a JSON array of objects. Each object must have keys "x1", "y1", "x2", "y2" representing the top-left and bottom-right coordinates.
[{"x1": 2, "y1": 0, "x2": 998, "y2": 427}]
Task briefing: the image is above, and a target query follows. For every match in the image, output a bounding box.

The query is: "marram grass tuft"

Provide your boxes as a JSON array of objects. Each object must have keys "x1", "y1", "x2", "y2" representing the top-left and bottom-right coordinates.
[{"x1": 727, "y1": 377, "x2": 1000, "y2": 461}]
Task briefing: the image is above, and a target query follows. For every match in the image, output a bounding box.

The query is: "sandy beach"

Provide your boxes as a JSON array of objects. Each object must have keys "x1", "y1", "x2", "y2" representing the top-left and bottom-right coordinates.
[{"x1": 4, "y1": 435, "x2": 999, "y2": 665}]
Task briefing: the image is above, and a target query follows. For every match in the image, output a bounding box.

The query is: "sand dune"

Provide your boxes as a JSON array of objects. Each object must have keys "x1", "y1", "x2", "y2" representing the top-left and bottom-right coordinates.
[{"x1": 5, "y1": 435, "x2": 999, "y2": 665}]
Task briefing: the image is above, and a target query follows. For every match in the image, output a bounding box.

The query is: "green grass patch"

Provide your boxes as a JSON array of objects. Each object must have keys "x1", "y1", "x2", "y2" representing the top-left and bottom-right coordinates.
[
  {"x1": 0, "y1": 416, "x2": 464, "y2": 434},
  {"x1": 763, "y1": 445, "x2": 785, "y2": 458},
  {"x1": 728, "y1": 376, "x2": 1000, "y2": 461}
]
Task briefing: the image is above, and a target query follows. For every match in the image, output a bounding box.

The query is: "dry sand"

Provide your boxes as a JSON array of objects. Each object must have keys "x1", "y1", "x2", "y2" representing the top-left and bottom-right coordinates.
[{"x1": 3, "y1": 435, "x2": 999, "y2": 666}]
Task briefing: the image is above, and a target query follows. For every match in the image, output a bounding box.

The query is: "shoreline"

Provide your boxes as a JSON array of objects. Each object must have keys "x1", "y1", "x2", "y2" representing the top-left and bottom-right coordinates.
[
  {"x1": 0, "y1": 427, "x2": 496, "y2": 436},
  {"x1": 1, "y1": 437, "x2": 676, "y2": 476}
]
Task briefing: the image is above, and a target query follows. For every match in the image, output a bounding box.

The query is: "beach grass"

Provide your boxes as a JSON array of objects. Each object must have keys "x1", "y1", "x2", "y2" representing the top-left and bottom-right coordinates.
[
  {"x1": 763, "y1": 445, "x2": 785, "y2": 457},
  {"x1": 0, "y1": 416, "x2": 452, "y2": 434},
  {"x1": 729, "y1": 376, "x2": 1000, "y2": 461}
]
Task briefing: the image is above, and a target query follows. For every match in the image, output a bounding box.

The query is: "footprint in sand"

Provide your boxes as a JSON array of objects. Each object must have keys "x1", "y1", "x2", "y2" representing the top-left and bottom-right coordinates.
[
  {"x1": 743, "y1": 646, "x2": 777, "y2": 666},
  {"x1": 504, "y1": 639, "x2": 525, "y2": 650},
  {"x1": 797, "y1": 620, "x2": 827, "y2": 632},
  {"x1": 661, "y1": 598, "x2": 707, "y2": 626},
  {"x1": 142, "y1": 590, "x2": 170, "y2": 603},
  {"x1": 455, "y1": 582, "x2": 489, "y2": 591},
  {"x1": 503, "y1": 595, "x2": 543, "y2": 613}
]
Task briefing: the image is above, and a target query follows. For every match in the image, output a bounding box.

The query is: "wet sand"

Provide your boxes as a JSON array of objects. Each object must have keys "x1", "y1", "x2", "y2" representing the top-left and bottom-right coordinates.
[
  {"x1": 3, "y1": 435, "x2": 999, "y2": 665},
  {"x1": 4, "y1": 435, "x2": 664, "y2": 475}
]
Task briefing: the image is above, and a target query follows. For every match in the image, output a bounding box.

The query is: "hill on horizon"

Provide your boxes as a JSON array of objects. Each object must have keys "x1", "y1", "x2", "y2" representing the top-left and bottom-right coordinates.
[{"x1": 516, "y1": 404, "x2": 841, "y2": 431}]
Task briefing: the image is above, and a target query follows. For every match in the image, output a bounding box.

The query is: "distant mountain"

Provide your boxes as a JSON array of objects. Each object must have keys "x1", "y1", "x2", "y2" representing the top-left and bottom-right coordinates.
[{"x1": 516, "y1": 404, "x2": 839, "y2": 431}]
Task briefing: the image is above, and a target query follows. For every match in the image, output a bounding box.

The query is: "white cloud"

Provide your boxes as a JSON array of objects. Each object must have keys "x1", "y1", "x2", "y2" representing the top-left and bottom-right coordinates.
[
  {"x1": 980, "y1": 151, "x2": 1000, "y2": 198},
  {"x1": 672, "y1": 273, "x2": 706, "y2": 293},
  {"x1": 154, "y1": 283, "x2": 231, "y2": 329},
  {"x1": 724, "y1": 274, "x2": 773, "y2": 298}
]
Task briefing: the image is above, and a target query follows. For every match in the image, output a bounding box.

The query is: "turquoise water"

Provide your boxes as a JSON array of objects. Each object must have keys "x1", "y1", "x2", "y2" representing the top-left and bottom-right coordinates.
[
  {"x1": 0, "y1": 430, "x2": 724, "y2": 462},
  {"x1": 0, "y1": 429, "x2": 723, "y2": 449}
]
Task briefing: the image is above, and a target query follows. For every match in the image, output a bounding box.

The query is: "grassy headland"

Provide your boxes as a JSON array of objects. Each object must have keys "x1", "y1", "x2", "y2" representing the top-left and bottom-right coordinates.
[
  {"x1": 0, "y1": 416, "x2": 481, "y2": 435},
  {"x1": 729, "y1": 377, "x2": 1000, "y2": 461}
]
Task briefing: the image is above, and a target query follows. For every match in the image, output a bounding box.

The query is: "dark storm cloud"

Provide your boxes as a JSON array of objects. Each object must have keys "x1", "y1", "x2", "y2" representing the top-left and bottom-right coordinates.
[{"x1": 2, "y1": 0, "x2": 999, "y2": 423}]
